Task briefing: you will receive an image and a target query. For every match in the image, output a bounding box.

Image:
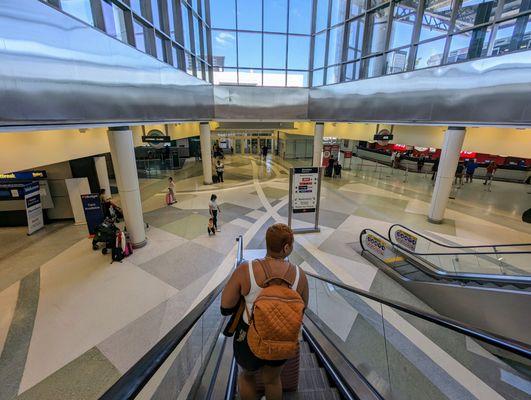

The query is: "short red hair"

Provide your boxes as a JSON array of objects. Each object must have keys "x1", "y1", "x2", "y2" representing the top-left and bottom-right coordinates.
[{"x1": 266, "y1": 223, "x2": 294, "y2": 253}]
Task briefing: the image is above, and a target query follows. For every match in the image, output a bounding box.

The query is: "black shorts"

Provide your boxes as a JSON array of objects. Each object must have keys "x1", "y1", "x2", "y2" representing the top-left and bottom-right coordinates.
[{"x1": 233, "y1": 320, "x2": 286, "y2": 372}]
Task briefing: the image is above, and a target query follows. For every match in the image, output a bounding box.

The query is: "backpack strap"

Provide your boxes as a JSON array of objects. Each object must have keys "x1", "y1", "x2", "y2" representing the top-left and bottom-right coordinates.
[{"x1": 258, "y1": 259, "x2": 295, "y2": 287}]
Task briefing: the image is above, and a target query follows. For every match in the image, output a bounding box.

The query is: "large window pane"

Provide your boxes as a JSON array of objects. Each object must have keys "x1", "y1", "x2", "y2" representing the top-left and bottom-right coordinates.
[
  {"x1": 214, "y1": 67, "x2": 238, "y2": 83},
  {"x1": 130, "y1": 0, "x2": 142, "y2": 15},
  {"x1": 202, "y1": 24, "x2": 209, "y2": 60},
  {"x1": 155, "y1": 34, "x2": 167, "y2": 61},
  {"x1": 366, "y1": 6, "x2": 389, "y2": 54},
  {"x1": 420, "y1": 0, "x2": 452, "y2": 41},
  {"x1": 501, "y1": 0, "x2": 531, "y2": 19},
  {"x1": 350, "y1": 0, "x2": 366, "y2": 17},
  {"x1": 182, "y1": 3, "x2": 192, "y2": 50},
  {"x1": 167, "y1": 0, "x2": 176, "y2": 38},
  {"x1": 238, "y1": 32, "x2": 261, "y2": 68},
  {"x1": 151, "y1": 0, "x2": 161, "y2": 29},
  {"x1": 327, "y1": 24, "x2": 344, "y2": 66},
  {"x1": 212, "y1": 30, "x2": 237, "y2": 66},
  {"x1": 316, "y1": 0, "x2": 329, "y2": 32},
  {"x1": 326, "y1": 65, "x2": 340, "y2": 84},
  {"x1": 264, "y1": 34, "x2": 287, "y2": 69},
  {"x1": 287, "y1": 35, "x2": 310, "y2": 70},
  {"x1": 362, "y1": 54, "x2": 385, "y2": 78},
  {"x1": 454, "y1": 0, "x2": 498, "y2": 32},
  {"x1": 313, "y1": 31, "x2": 327, "y2": 69},
  {"x1": 368, "y1": 0, "x2": 388, "y2": 8},
  {"x1": 287, "y1": 70, "x2": 308, "y2": 87},
  {"x1": 347, "y1": 17, "x2": 364, "y2": 60},
  {"x1": 185, "y1": 52, "x2": 194, "y2": 74},
  {"x1": 237, "y1": 0, "x2": 261, "y2": 31},
  {"x1": 490, "y1": 16, "x2": 531, "y2": 55},
  {"x1": 238, "y1": 68, "x2": 262, "y2": 85},
  {"x1": 172, "y1": 45, "x2": 183, "y2": 67},
  {"x1": 196, "y1": 59, "x2": 204, "y2": 79},
  {"x1": 133, "y1": 18, "x2": 147, "y2": 52},
  {"x1": 265, "y1": 0, "x2": 287, "y2": 32},
  {"x1": 414, "y1": 37, "x2": 446, "y2": 69},
  {"x1": 448, "y1": 27, "x2": 491, "y2": 63},
  {"x1": 289, "y1": 0, "x2": 312, "y2": 34},
  {"x1": 210, "y1": 0, "x2": 236, "y2": 29},
  {"x1": 102, "y1": 1, "x2": 128, "y2": 43},
  {"x1": 263, "y1": 70, "x2": 286, "y2": 86},
  {"x1": 385, "y1": 48, "x2": 409, "y2": 73},
  {"x1": 389, "y1": 0, "x2": 417, "y2": 50},
  {"x1": 330, "y1": 0, "x2": 347, "y2": 26},
  {"x1": 193, "y1": 16, "x2": 202, "y2": 56},
  {"x1": 312, "y1": 68, "x2": 324, "y2": 86},
  {"x1": 343, "y1": 60, "x2": 360, "y2": 81},
  {"x1": 60, "y1": 0, "x2": 94, "y2": 25}
]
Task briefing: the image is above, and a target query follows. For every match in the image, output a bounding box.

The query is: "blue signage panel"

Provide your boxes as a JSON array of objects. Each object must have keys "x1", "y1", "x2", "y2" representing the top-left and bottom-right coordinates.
[{"x1": 81, "y1": 194, "x2": 105, "y2": 235}]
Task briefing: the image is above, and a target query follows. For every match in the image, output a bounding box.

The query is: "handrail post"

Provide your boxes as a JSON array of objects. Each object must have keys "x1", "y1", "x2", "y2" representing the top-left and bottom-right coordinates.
[{"x1": 493, "y1": 246, "x2": 505, "y2": 275}]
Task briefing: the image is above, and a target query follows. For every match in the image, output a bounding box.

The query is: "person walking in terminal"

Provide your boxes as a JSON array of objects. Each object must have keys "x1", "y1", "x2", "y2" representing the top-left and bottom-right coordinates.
[
  {"x1": 216, "y1": 159, "x2": 225, "y2": 183},
  {"x1": 325, "y1": 155, "x2": 335, "y2": 177},
  {"x1": 167, "y1": 177, "x2": 176, "y2": 205},
  {"x1": 220, "y1": 224, "x2": 309, "y2": 400},
  {"x1": 484, "y1": 161, "x2": 498, "y2": 185},
  {"x1": 465, "y1": 159, "x2": 478, "y2": 183},
  {"x1": 431, "y1": 158, "x2": 439, "y2": 181},
  {"x1": 209, "y1": 194, "x2": 221, "y2": 232},
  {"x1": 262, "y1": 144, "x2": 268, "y2": 160},
  {"x1": 417, "y1": 155, "x2": 425, "y2": 173},
  {"x1": 455, "y1": 162, "x2": 465, "y2": 186}
]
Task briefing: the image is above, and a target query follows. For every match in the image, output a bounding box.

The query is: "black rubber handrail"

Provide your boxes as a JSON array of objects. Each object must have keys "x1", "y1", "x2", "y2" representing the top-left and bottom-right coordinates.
[
  {"x1": 303, "y1": 270, "x2": 531, "y2": 359},
  {"x1": 362, "y1": 227, "x2": 531, "y2": 256},
  {"x1": 388, "y1": 223, "x2": 531, "y2": 251},
  {"x1": 99, "y1": 236, "x2": 244, "y2": 400}
]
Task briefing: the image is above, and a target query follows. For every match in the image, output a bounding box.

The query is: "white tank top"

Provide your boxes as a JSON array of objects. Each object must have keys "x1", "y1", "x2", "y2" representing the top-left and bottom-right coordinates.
[{"x1": 243, "y1": 259, "x2": 300, "y2": 324}]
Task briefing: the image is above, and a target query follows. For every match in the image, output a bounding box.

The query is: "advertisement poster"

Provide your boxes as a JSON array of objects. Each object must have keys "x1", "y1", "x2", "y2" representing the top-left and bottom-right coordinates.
[
  {"x1": 322, "y1": 144, "x2": 340, "y2": 167},
  {"x1": 394, "y1": 230, "x2": 417, "y2": 252},
  {"x1": 24, "y1": 182, "x2": 44, "y2": 235},
  {"x1": 292, "y1": 167, "x2": 319, "y2": 214},
  {"x1": 81, "y1": 194, "x2": 105, "y2": 235}
]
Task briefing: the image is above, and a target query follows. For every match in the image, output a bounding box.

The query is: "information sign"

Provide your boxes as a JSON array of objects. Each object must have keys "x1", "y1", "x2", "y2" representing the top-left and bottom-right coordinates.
[
  {"x1": 394, "y1": 229, "x2": 417, "y2": 252},
  {"x1": 24, "y1": 182, "x2": 44, "y2": 235},
  {"x1": 288, "y1": 167, "x2": 322, "y2": 233},
  {"x1": 81, "y1": 194, "x2": 105, "y2": 235}
]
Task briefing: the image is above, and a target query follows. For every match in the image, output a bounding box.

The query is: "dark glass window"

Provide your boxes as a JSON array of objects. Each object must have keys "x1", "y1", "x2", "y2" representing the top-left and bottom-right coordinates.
[
  {"x1": 155, "y1": 34, "x2": 167, "y2": 61},
  {"x1": 181, "y1": 3, "x2": 192, "y2": 50},
  {"x1": 312, "y1": 68, "x2": 325, "y2": 86},
  {"x1": 60, "y1": 0, "x2": 94, "y2": 25},
  {"x1": 350, "y1": 0, "x2": 366, "y2": 17},
  {"x1": 101, "y1": 1, "x2": 128, "y2": 43},
  {"x1": 454, "y1": 0, "x2": 498, "y2": 32},
  {"x1": 385, "y1": 48, "x2": 409, "y2": 73},
  {"x1": 414, "y1": 37, "x2": 446, "y2": 69},
  {"x1": 151, "y1": 0, "x2": 161, "y2": 29},
  {"x1": 347, "y1": 18, "x2": 364, "y2": 60},
  {"x1": 133, "y1": 18, "x2": 147, "y2": 52}
]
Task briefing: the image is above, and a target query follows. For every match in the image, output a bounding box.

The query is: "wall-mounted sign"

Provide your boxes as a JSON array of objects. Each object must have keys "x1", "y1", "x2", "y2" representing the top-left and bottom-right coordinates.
[
  {"x1": 366, "y1": 234, "x2": 387, "y2": 256},
  {"x1": 394, "y1": 229, "x2": 417, "y2": 252},
  {"x1": 24, "y1": 182, "x2": 44, "y2": 235},
  {"x1": 0, "y1": 170, "x2": 47, "y2": 181},
  {"x1": 460, "y1": 151, "x2": 477, "y2": 159},
  {"x1": 393, "y1": 144, "x2": 408, "y2": 151},
  {"x1": 142, "y1": 130, "x2": 170, "y2": 149},
  {"x1": 288, "y1": 167, "x2": 322, "y2": 233}
]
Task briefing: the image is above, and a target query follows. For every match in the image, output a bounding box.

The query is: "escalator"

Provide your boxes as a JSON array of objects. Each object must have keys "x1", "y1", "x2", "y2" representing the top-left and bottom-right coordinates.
[
  {"x1": 359, "y1": 224, "x2": 531, "y2": 344},
  {"x1": 99, "y1": 235, "x2": 531, "y2": 400}
]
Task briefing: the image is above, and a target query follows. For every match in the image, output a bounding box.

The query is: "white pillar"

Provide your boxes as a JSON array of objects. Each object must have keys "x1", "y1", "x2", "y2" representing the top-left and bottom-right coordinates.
[
  {"x1": 200, "y1": 122, "x2": 213, "y2": 184},
  {"x1": 240, "y1": 139, "x2": 245, "y2": 155},
  {"x1": 94, "y1": 156, "x2": 111, "y2": 198},
  {"x1": 313, "y1": 122, "x2": 324, "y2": 167},
  {"x1": 107, "y1": 126, "x2": 147, "y2": 248},
  {"x1": 428, "y1": 127, "x2": 466, "y2": 224}
]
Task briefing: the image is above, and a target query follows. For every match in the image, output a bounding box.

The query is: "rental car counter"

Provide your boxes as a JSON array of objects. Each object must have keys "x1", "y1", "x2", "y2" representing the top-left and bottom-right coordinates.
[
  {"x1": 0, "y1": 171, "x2": 54, "y2": 226},
  {"x1": 355, "y1": 147, "x2": 531, "y2": 183}
]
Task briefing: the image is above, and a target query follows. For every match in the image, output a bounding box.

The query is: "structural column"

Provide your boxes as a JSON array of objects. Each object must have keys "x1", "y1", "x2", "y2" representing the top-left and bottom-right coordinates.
[
  {"x1": 240, "y1": 139, "x2": 245, "y2": 155},
  {"x1": 94, "y1": 156, "x2": 111, "y2": 198},
  {"x1": 200, "y1": 122, "x2": 213, "y2": 184},
  {"x1": 107, "y1": 126, "x2": 147, "y2": 247},
  {"x1": 428, "y1": 127, "x2": 466, "y2": 224},
  {"x1": 313, "y1": 122, "x2": 325, "y2": 167}
]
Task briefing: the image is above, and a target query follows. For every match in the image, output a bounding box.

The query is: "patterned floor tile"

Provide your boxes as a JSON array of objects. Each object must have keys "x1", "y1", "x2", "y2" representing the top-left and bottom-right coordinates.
[
  {"x1": 127, "y1": 227, "x2": 188, "y2": 266},
  {"x1": 138, "y1": 242, "x2": 223, "y2": 290},
  {"x1": 159, "y1": 214, "x2": 211, "y2": 240}
]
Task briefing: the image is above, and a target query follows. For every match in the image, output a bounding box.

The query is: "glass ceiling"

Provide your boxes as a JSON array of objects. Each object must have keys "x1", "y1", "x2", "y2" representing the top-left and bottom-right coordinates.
[{"x1": 41, "y1": 0, "x2": 531, "y2": 87}]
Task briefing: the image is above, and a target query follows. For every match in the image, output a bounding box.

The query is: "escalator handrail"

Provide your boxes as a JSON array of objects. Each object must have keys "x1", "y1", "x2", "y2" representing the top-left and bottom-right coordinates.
[
  {"x1": 388, "y1": 223, "x2": 531, "y2": 252},
  {"x1": 99, "y1": 236, "x2": 244, "y2": 400},
  {"x1": 304, "y1": 270, "x2": 531, "y2": 359},
  {"x1": 360, "y1": 228, "x2": 531, "y2": 282},
  {"x1": 364, "y1": 227, "x2": 531, "y2": 256}
]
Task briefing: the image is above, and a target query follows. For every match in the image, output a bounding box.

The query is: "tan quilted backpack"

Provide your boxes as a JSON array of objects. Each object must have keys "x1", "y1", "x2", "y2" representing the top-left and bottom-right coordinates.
[{"x1": 246, "y1": 259, "x2": 305, "y2": 361}]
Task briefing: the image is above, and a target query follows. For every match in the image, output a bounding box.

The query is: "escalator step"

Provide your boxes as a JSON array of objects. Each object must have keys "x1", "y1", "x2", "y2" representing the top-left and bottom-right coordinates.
[
  {"x1": 394, "y1": 264, "x2": 418, "y2": 275},
  {"x1": 298, "y1": 368, "x2": 330, "y2": 390},
  {"x1": 283, "y1": 388, "x2": 341, "y2": 400},
  {"x1": 502, "y1": 284, "x2": 520, "y2": 291},
  {"x1": 300, "y1": 353, "x2": 320, "y2": 369},
  {"x1": 403, "y1": 270, "x2": 436, "y2": 282}
]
